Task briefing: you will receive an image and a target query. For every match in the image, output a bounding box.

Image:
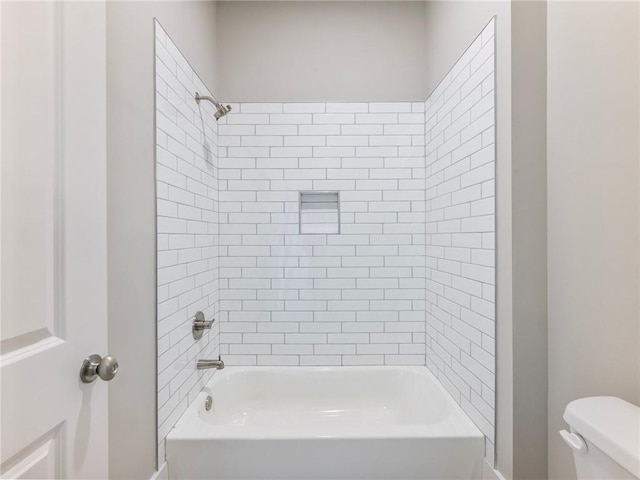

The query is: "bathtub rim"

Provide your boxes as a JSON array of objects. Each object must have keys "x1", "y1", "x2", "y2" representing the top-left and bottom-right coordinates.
[{"x1": 166, "y1": 365, "x2": 484, "y2": 441}]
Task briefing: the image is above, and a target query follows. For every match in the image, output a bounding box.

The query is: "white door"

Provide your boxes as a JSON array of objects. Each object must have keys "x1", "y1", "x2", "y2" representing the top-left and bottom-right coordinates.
[{"x1": 1, "y1": 1, "x2": 109, "y2": 478}]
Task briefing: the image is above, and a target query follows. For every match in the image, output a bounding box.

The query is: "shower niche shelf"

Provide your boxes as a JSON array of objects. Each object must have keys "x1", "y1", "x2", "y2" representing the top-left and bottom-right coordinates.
[{"x1": 299, "y1": 191, "x2": 340, "y2": 234}]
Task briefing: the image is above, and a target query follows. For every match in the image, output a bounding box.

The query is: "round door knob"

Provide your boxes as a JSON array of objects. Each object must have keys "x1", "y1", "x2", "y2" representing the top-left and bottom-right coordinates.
[
  {"x1": 97, "y1": 355, "x2": 118, "y2": 381},
  {"x1": 80, "y1": 354, "x2": 119, "y2": 383}
]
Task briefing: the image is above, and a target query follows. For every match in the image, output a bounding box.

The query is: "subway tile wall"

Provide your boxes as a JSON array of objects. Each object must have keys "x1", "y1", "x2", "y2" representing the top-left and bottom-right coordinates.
[
  {"x1": 424, "y1": 18, "x2": 496, "y2": 458},
  {"x1": 155, "y1": 21, "x2": 220, "y2": 465},
  {"x1": 216, "y1": 102, "x2": 428, "y2": 367},
  {"x1": 155, "y1": 17, "x2": 496, "y2": 466}
]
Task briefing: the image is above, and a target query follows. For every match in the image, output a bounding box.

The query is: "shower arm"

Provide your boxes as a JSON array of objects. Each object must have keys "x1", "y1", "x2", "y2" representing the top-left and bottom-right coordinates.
[{"x1": 195, "y1": 92, "x2": 223, "y2": 108}]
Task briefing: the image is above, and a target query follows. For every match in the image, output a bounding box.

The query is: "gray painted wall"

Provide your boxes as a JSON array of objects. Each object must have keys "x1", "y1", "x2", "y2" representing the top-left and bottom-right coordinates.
[
  {"x1": 106, "y1": 2, "x2": 217, "y2": 478},
  {"x1": 547, "y1": 2, "x2": 640, "y2": 478},
  {"x1": 511, "y1": 2, "x2": 547, "y2": 478},
  {"x1": 217, "y1": 1, "x2": 427, "y2": 102}
]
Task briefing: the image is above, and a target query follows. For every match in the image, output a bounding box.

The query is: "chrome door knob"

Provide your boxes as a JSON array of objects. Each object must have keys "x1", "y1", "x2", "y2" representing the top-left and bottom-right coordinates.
[{"x1": 80, "y1": 354, "x2": 119, "y2": 383}]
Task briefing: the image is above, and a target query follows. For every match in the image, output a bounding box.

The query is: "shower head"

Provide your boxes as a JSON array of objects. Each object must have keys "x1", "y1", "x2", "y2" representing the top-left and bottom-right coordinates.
[
  {"x1": 213, "y1": 103, "x2": 232, "y2": 121},
  {"x1": 195, "y1": 92, "x2": 232, "y2": 121}
]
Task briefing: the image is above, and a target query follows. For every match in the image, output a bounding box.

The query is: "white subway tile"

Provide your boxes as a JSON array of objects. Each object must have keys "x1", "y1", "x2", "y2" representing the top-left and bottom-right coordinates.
[
  {"x1": 242, "y1": 136, "x2": 283, "y2": 147},
  {"x1": 357, "y1": 344, "x2": 398, "y2": 355},
  {"x1": 240, "y1": 103, "x2": 282, "y2": 114},
  {"x1": 355, "y1": 113, "x2": 397, "y2": 124},
  {"x1": 270, "y1": 113, "x2": 312, "y2": 124},
  {"x1": 327, "y1": 333, "x2": 369, "y2": 344},
  {"x1": 342, "y1": 124, "x2": 384, "y2": 135},
  {"x1": 299, "y1": 355, "x2": 341, "y2": 366},
  {"x1": 327, "y1": 300, "x2": 370, "y2": 311},
  {"x1": 369, "y1": 102, "x2": 412, "y2": 113},
  {"x1": 326, "y1": 136, "x2": 369, "y2": 147},
  {"x1": 299, "y1": 124, "x2": 341, "y2": 135},
  {"x1": 227, "y1": 113, "x2": 269, "y2": 125},
  {"x1": 256, "y1": 124, "x2": 297, "y2": 136},
  {"x1": 313, "y1": 113, "x2": 355, "y2": 124},
  {"x1": 283, "y1": 103, "x2": 325, "y2": 114},
  {"x1": 370, "y1": 333, "x2": 412, "y2": 344},
  {"x1": 284, "y1": 136, "x2": 326, "y2": 147},
  {"x1": 243, "y1": 333, "x2": 284, "y2": 344},
  {"x1": 326, "y1": 103, "x2": 369, "y2": 113},
  {"x1": 285, "y1": 333, "x2": 327, "y2": 344},
  {"x1": 356, "y1": 146, "x2": 397, "y2": 157},
  {"x1": 316, "y1": 344, "x2": 357, "y2": 355},
  {"x1": 208, "y1": 73, "x2": 494, "y2": 447},
  {"x1": 271, "y1": 146, "x2": 313, "y2": 158}
]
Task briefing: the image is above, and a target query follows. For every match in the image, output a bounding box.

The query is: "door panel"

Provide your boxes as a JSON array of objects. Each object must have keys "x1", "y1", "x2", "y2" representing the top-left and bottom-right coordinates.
[
  {"x1": 1, "y1": 0, "x2": 59, "y2": 352},
  {"x1": 1, "y1": 2, "x2": 108, "y2": 478},
  {"x1": 0, "y1": 427, "x2": 62, "y2": 479}
]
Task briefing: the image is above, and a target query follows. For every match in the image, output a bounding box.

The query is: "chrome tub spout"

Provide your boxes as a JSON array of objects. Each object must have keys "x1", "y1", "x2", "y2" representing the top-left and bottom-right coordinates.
[{"x1": 197, "y1": 356, "x2": 224, "y2": 370}]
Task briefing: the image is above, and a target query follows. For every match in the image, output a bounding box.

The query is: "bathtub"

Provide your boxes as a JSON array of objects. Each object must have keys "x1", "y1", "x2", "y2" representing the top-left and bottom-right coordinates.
[{"x1": 166, "y1": 366, "x2": 484, "y2": 479}]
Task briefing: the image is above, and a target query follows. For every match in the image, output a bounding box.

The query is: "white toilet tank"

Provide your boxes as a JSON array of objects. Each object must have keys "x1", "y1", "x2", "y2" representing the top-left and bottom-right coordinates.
[{"x1": 561, "y1": 397, "x2": 640, "y2": 480}]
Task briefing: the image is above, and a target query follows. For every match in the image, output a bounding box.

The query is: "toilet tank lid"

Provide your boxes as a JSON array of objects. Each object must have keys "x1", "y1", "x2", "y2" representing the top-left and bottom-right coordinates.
[{"x1": 564, "y1": 396, "x2": 640, "y2": 478}]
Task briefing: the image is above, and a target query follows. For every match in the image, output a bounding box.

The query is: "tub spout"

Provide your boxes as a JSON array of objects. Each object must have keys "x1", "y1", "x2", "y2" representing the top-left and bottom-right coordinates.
[{"x1": 197, "y1": 356, "x2": 224, "y2": 370}]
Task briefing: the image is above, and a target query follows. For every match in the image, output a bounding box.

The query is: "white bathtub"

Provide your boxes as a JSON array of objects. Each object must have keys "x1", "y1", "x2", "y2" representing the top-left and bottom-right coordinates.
[{"x1": 166, "y1": 366, "x2": 484, "y2": 479}]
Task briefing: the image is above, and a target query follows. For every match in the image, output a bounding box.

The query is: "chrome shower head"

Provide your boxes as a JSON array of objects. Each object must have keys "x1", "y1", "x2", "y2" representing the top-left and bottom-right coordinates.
[
  {"x1": 195, "y1": 92, "x2": 232, "y2": 121},
  {"x1": 213, "y1": 103, "x2": 232, "y2": 120}
]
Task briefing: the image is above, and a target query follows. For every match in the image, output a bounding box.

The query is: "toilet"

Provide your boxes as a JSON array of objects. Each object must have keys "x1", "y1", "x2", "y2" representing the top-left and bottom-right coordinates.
[{"x1": 561, "y1": 396, "x2": 640, "y2": 479}]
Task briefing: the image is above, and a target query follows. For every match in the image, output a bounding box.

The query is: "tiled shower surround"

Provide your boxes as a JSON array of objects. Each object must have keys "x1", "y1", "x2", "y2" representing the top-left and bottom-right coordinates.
[
  {"x1": 216, "y1": 103, "x2": 428, "y2": 366},
  {"x1": 156, "y1": 18, "x2": 495, "y2": 464},
  {"x1": 424, "y1": 19, "x2": 496, "y2": 457},
  {"x1": 155, "y1": 22, "x2": 220, "y2": 464}
]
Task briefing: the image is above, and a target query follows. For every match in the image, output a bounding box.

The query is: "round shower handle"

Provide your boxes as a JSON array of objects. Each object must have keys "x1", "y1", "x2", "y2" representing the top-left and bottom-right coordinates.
[{"x1": 80, "y1": 354, "x2": 119, "y2": 383}]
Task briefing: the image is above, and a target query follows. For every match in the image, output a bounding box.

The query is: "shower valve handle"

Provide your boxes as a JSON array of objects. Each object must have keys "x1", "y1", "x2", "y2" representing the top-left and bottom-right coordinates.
[
  {"x1": 192, "y1": 311, "x2": 214, "y2": 340},
  {"x1": 194, "y1": 319, "x2": 213, "y2": 330}
]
